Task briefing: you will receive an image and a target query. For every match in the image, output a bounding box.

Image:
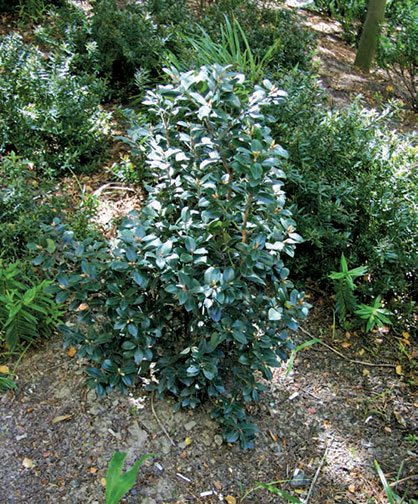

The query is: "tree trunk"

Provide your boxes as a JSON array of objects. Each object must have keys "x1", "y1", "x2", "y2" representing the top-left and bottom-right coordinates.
[{"x1": 354, "y1": 0, "x2": 386, "y2": 73}]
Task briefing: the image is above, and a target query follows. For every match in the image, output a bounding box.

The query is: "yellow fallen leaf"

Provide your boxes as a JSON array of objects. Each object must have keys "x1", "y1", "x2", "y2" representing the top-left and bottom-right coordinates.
[
  {"x1": 67, "y1": 347, "x2": 77, "y2": 357},
  {"x1": 52, "y1": 414, "x2": 72, "y2": 424},
  {"x1": 184, "y1": 437, "x2": 192, "y2": 446},
  {"x1": 225, "y1": 496, "x2": 236, "y2": 504},
  {"x1": 348, "y1": 484, "x2": 356, "y2": 493},
  {"x1": 295, "y1": 489, "x2": 306, "y2": 495},
  {"x1": 402, "y1": 332, "x2": 409, "y2": 339},
  {"x1": 22, "y1": 457, "x2": 34, "y2": 469},
  {"x1": 358, "y1": 348, "x2": 365, "y2": 356},
  {"x1": 363, "y1": 369, "x2": 370, "y2": 376},
  {"x1": 76, "y1": 303, "x2": 88, "y2": 311},
  {"x1": 0, "y1": 365, "x2": 10, "y2": 374},
  {"x1": 89, "y1": 467, "x2": 98, "y2": 474},
  {"x1": 341, "y1": 342, "x2": 351, "y2": 348},
  {"x1": 395, "y1": 365, "x2": 402, "y2": 376},
  {"x1": 100, "y1": 477, "x2": 106, "y2": 487}
]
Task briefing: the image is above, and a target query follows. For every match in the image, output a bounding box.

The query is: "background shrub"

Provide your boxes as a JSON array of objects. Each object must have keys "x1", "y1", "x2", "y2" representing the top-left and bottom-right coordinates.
[
  {"x1": 0, "y1": 34, "x2": 111, "y2": 175},
  {"x1": 268, "y1": 75, "x2": 417, "y2": 307},
  {"x1": 377, "y1": 3, "x2": 417, "y2": 110}
]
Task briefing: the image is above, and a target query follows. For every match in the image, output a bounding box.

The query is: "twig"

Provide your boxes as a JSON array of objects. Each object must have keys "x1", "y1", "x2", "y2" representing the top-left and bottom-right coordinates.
[
  {"x1": 390, "y1": 474, "x2": 418, "y2": 488},
  {"x1": 150, "y1": 392, "x2": 175, "y2": 446},
  {"x1": 305, "y1": 444, "x2": 330, "y2": 504},
  {"x1": 299, "y1": 327, "x2": 396, "y2": 368}
]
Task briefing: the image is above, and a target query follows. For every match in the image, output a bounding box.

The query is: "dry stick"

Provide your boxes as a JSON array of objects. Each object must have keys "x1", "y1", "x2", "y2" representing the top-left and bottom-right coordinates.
[
  {"x1": 299, "y1": 327, "x2": 396, "y2": 368},
  {"x1": 305, "y1": 444, "x2": 331, "y2": 504},
  {"x1": 390, "y1": 474, "x2": 418, "y2": 488},
  {"x1": 150, "y1": 392, "x2": 175, "y2": 446}
]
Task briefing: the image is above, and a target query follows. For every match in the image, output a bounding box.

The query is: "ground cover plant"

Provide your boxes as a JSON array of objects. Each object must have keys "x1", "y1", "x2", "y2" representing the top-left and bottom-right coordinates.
[{"x1": 32, "y1": 65, "x2": 310, "y2": 448}]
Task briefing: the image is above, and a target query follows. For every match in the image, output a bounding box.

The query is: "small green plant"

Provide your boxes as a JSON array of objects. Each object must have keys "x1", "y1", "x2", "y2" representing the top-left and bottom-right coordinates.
[
  {"x1": 354, "y1": 295, "x2": 393, "y2": 332},
  {"x1": 0, "y1": 261, "x2": 62, "y2": 352},
  {"x1": 241, "y1": 480, "x2": 303, "y2": 503},
  {"x1": 0, "y1": 369, "x2": 17, "y2": 392},
  {"x1": 329, "y1": 254, "x2": 367, "y2": 322},
  {"x1": 105, "y1": 452, "x2": 153, "y2": 504},
  {"x1": 167, "y1": 16, "x2": 281, "y2": 83},
  {"x1": 371, "y1": 460, "x2": 407, "y2": 504}
]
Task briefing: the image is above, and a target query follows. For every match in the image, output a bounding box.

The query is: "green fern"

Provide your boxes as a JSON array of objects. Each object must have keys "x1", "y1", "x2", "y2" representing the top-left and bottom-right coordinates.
[
  {"x1": 329, "y1": 254, "x2": 367, "y2": 321},
  {"x1": 0, "y1": 261, "x2": 62, "y2": 351}
]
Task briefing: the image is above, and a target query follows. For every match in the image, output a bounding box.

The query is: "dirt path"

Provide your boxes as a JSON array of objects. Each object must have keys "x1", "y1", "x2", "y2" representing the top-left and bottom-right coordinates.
[{"x1": 1, "y1": 293, "x2": 417, "y2": 504}]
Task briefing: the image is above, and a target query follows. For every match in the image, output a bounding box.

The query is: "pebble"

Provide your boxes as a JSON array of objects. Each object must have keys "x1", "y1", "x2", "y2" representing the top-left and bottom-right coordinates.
[
  {"x1": 214, "y1": 435, "x2": 223, "y2": 446},
  {"x1": 290, "y1": 468, "x2": 310, "y2": 487},
  {"x1": 184, "y1": 420, "x2": 197, "y2": 431}
]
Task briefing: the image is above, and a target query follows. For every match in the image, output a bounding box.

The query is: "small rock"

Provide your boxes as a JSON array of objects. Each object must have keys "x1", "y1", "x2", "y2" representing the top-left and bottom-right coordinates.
[
  {"x1": 290, "y1": 468, "x2": 310, "y2": 488},
  {"x1": 127, "y1": 422, "x2": 148, "y2": 446},
  {"x1": 214, "y1": 435, "x2": 223, "y2": 446},
  {"x1": 184, "y1": 421, "x2": 197, "y2": 431},
  {"x1": 158, "y1": 436, "x2": 172, "y2": 455}
]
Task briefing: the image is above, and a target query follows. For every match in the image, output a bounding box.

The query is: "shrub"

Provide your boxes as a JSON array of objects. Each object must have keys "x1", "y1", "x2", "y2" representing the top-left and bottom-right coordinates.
[
  {"x1": 377, "y1": 3, "x2": 417, "y2": 110},
  {"x1": 33, "y1": 66, "x2": 309, "y2": 448},
  {"x1": 0, "y1": 0, "x2": 65, "y2": 15},
  {"x1": 0, "y1": 153, "x2": 62, "y2": 262},
  {"x1": 0, "y1": 33, "x2": 111, "y2": 175},
  {"x1": 270, "y1": 79, "x2": 417, "y2": 306},
  {"x1": 0, "y1": 152, "x2": 99, "y2": 262}
]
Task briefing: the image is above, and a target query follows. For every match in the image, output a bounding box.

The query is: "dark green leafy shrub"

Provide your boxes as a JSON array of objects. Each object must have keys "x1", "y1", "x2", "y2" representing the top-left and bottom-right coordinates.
[
  {"x1": 271, "y1": 81, "x2": 417, "y2": 306},
  {"x1": 0, "y1": 33, "x2": 111, "y2": 175},
  {"x1": 0, "y1": 260, "x2": 62, "y2": 352},
  {"x1": 0, "y1": 153, "x2": 100, "y2": 262},
  {"x1": 34, "y1": 65, "x2": 309, "y2": 448},
  {"x1": 89, "y1": 0, "x2": 177, "y2": 92},
  {"x1": 0, "y1": 153, "x2": 63, "y2": 262},
  {"x1": 0, "y1": 0, "x2": 65, "y2": 15}
]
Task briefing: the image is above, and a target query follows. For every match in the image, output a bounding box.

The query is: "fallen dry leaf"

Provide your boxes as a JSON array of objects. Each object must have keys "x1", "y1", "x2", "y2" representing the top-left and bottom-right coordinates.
[
  {"x1": 402, "y1": 331, "x2": 410, "y2": 339},
  {"x1": 214, "y1": 481, "x2": 222, "y2": 490},
  {"x1": 100, "y1": 477, "x2": 106, "y2": 487},
  {"x1": 225, "y1": 496, "x2": 236, "y2": 504},
  {"x1": 67, "y1": 347, "x2": 77, "y2": 357},
  {"x1": 52, "y1": 414, "x2": 72, "y2": 424},
  {"x1": 0, "y1": 365, "x2": 10, "y2": 374},
  {"x1": 358, "y1": 348, "x2": 365, "y2": 356},
  {"x1": 89, "y1": 467, "x2": 98, "y2": 474},
  {"x1": 395, "y1": 365, "x2": 402, "y2": 376},
  {"x1": 362, "y1": 369, "x2": 370, "y2": 376},
  {"x1": 341, "y1": 342, "x2": 351, "y2": 348},
  {"x1": 269, "y1": 429, "x2": 277, "y2": 442},
  {"x1": 184, "y1": 437, "x2": 192, "y2": 446},
  {"x1": 22, "y1": 457, "x2": 34, "y2": 469},
  {"x1": 348, "y1": 484, "x2": 356, "y2": 493}
]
